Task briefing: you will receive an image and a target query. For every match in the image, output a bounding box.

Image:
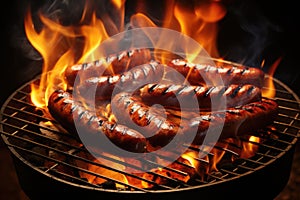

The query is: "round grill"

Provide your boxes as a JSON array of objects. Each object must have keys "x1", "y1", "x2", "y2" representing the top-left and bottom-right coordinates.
[{"x1": 1, "y1": 68, "x2": 299, "y2": 199}]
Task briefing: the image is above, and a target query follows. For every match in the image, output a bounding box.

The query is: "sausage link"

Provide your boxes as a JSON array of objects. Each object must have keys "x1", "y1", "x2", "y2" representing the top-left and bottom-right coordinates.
[
  {"x1": 137, "y1": 83, "x2": 262, "y2": 111},
  {"x1": 168, "y1": 59, "x2": 265, "y2": 87},
  {"x1": 47, "y1": 90, "x2": 147, "y2": 153},
  {"x1": 184, "y1": 98, "x2": 278, "y2": 145},
  {"x1": 111, "y1": 92, "x2": 181, "y2": 148},
  {"x1": 65, "y1": 48, "x2": 152, "y2": 87},
  {"x1": 77, "y1": 60, "x2": 165, "y2": 102}
]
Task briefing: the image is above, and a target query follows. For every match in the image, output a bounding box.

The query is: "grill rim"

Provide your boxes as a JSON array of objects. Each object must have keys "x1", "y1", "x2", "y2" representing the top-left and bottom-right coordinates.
[{"x1": 1, "y1": 65, "x2": 300, "y2": 195}]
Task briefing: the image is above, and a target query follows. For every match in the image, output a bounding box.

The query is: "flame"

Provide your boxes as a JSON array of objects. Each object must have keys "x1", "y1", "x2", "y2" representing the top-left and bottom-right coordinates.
[
  {"x1": 24, "y1": 0, "x2": 268, "y2": 188},
  {"x1": 174, "y1": 1, "x2": 226, "y2": 59},
  {"x1": 26, "y1": 0, "x2": 226, "y2": 108},
  {"x1": 240, "y1": 136, "x2": 260, "y2": 158},
  {"x1": 262, "y1": 56, "x2": 282, "y2": 98},
  {"x1": 26, "y1": 6, "x2": 111, "y2": 108},
  {"x1": 181, "y1": 151, "x2": 199, "y2": 168},
  {"x1": 76, "y1": 152, "x2": 128, "y2": 189}
]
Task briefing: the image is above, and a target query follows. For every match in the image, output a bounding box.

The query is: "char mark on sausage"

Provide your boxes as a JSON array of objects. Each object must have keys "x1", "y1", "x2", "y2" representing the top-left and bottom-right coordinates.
[
  {"x1": 111, "y1": 92, "x2": 182, "y2": 149},
  {"x1": 168, "y1": 59, "x2": 265, "y2": 88},
  {"x1": 64, "y1": 48, "x2": 152, "y2": 88},
  {"x1": 185, "y1": 98, "x2": 278, "y2": 145},
  {"x1": 137, "y1": 83, "x2": 262, "y2": 111},
  {"x1": 77, "y1": 60, "x2": 165, "y2": 103},
  {"x1": 47, "y1": 89, "x2": 148, "y2": 153}
]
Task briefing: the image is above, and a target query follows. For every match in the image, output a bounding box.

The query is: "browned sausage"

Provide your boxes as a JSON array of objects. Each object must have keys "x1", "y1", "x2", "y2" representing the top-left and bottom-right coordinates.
[
  {"x1": 111, "y1": 92, "x2": 182, "y2": 148},
  {"x1": 77, "y1": 60, "x2": 165, "y2": 102},
  {"x1": 183, "y1": 98, "x2": 278, "y2": 145},
  {"x1": 47, "y1": 89, "x2": 147, "y2": 153},
  {"x1": 136, "y1": 83, "x2": 262, "y2": 111},
  {"x1": 167, "y1": 59, "x2": 265, "y2": 88},
  {"x1": 64, "y1": 48, "x2": 152, "y2": 88}
]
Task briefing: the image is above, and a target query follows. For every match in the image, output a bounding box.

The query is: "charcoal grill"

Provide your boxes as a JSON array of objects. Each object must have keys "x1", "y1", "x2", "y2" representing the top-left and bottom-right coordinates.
[{"x1": 1, "y1": 59, "x2": 299, "y2": 200}]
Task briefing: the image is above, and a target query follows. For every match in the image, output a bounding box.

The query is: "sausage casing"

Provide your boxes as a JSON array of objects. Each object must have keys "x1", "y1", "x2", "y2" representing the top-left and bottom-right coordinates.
[
  {"x1": 65, "y1": 48, "x2": 152, "y2": 88},
  {"x1": 168, "y1": 59, "x2": 265, "y2": 87},
  {"x1": 47, "y1": 90, "x2": 147, "y2": 153},
  {"x1": 111, "y1": 92, "x2": 182, "y2": 148},
  {"x1": 137, "y1": 83, "x2": 262, "y2": 111},
  {"x1": 77, "y1": 60, "x2": 165, "y2": 102},
  {"x1": 184, "y1": 98, "x2": 278, "y2": 145}
]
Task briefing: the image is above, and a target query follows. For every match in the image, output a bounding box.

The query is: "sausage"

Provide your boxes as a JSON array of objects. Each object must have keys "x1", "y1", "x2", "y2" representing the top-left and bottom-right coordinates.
[
  {"x1": 47, "y1": 89, "x2": 147, "y2": 153},
  {"x1": 137, "y1": 83, "x2": 262, "y2": 111},
  {"x1": 64, "y1": 48, "x2": 152, "y2": 88},
  {"x1": 167, "y1": 59, "x2": 265, "y2": 88},
  {"x1": 111, "y1": 92, "x2": 182, "y2": 148},
  {"x1": 77, "y1": 60, "x2": 165, "y2": 102},
  {"x1": 183, "y1": 98, "x2": 278, "y2": 145}
]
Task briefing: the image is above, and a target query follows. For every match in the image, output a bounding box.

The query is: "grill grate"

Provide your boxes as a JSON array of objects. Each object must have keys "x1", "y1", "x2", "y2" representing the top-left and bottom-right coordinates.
[{"x1": 1, "y1": 74, "x2": 300, "y2": 193}]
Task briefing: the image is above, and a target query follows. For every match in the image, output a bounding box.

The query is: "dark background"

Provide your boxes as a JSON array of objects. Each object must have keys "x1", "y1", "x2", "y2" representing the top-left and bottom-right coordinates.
[
  {"x1": 1, "y1": 0, "x2": 300, "y2": 199},
  {"x1": 1, "y1": 0, "x2": 300, "y2": 107},
  {"x1": 0, "y1": 0, "x2": 300, "y2": 105}
]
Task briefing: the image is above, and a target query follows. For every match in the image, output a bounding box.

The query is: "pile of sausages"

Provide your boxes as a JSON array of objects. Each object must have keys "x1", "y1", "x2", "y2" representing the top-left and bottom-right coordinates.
[{"x1": 47, "y1": 48, "x2": 278, "y2": 153}]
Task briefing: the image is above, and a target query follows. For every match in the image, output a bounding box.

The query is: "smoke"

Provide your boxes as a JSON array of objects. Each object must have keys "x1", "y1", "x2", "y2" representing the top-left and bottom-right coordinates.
[
  {"x1": 218, "y1": 0, "x2": 282, "y2": 67},
  {"x1": 8, "y1": 0, "x2": 285, "y2": 68}
]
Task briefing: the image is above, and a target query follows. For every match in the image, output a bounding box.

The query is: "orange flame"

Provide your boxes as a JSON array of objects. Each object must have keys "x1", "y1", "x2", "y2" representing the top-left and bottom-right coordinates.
[
  {"x1": 240, "y1": 136, "x2": 260, "y2": 158},
  {"x1": 24, "y1": 0, "x2": 269, "y2": 188},
  {"x1": 26, "y1": 6, "x2": 111, "y2": 108},
  {"x1": 181, "y1": 151, "x2": 199, "y2": 169},
  {"x1": 262, "y1": 56, "x2": 282, "y2": 98},
  {"x1": 25, "y1": 0, "x2": 227, "y2": 108}
]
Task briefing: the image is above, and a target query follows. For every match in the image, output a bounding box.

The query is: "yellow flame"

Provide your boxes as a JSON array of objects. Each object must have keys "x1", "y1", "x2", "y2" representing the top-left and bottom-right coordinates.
[
  {"x1": 26, "y1": 9, "x2": 111, "y2": 108},
  {"x1": 240, "y1": 136, "x2": 260, "y2": 158},
  {"x1": 26, "y1": 0, "x2": 227, "y2": 108},
  {"x1": 181, "y1": 151, "x2": 198, "y2": 168},
  {"x1": 111, "y1": 0, "x2": 125, "y2": 10}
]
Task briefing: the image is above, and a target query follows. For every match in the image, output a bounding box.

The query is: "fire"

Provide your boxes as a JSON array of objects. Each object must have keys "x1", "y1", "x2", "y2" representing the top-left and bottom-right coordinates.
[
  {"x1": 240, "y1": 136, "x2": 260, "y2": 158},
  {"x1": 24, "y1": 0, "x2": 278, "y2": 189},
  {"x1": 76, "y1": 152, "x2": 128, "y2": 188},
  {"x1": 25, "y1": 0, "x2": 227, "y2": 108},
  {"x1": 26, "y1": 6, "x2": 110, "y2": 108},
  {"x1": 262, "y1": 56, "x2": 282, "y2": 98},
  {"x1": 181, "y1": 151, "x2": 200, "y2": 169}
]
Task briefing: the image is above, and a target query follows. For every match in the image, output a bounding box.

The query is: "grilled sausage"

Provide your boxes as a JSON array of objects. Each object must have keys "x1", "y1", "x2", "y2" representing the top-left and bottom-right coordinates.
[
  {"x1": 184, "y1": 98, "x2": 278, "y2": 145},
  {"x1": 167, "y1": 59, "x2": 265, "y2": 87},
  {"x1": 65, "y1": 48, "x2": 152, "y2": 87},
  {"x1": 111, "y1": 92, "x2": 182, "y2": 148},
  {"x1": 47, "y1": 89, "x2": 147, "y2": 153},
  {"x1": 137, "y1": 83, "x2": 262, "y2": 111},
  {"x1": 77, "y1": 60, "x2": 165, "y2": 102}
]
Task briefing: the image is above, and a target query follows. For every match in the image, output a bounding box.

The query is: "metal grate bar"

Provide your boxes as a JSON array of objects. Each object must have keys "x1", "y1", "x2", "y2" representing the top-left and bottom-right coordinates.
[
  {"x1": 278, "y1": 106, "x2": 300, "y2": 113},
  {"x1": 254, "y1": 152, "x2": 277, "y2": 159},
  {"x1": 6, "y1": 143, "x2": 152, "y2": 192},
  {"x1": 5, "y1": 104, "x2": 53, "y2": 122},
  {"x1": 1, "y1": 74, "x2": 299, "y2": 192},
  {"x1": 273, "y1": 121, "x2": 300, "y2": 131},
  {"x1": 238, "y1": 158, "x2": 266, "y2": 166},
  {"x1": 1, "y1": 130, "x2": 176, "y2": 190},
  {"x1": 277, "y1": 113, "x2": 300, "y2": 123},
  {"x1": 47, "y1": 169, "x2": 104, "y2": 188},
  {"x1": 275, "y1": 97, "x2": 300, "y2": 105},
  {"x1": 247, "y1": 140, "x2": 286, "y2": 152},
  {"x1": 0, "y1": 121, "x2": 81, "y2": 150},
  {"x1": 220, "y1": 168, "x2": 242, "y2": 176},
  {"x1": 138, "y1": 158, "x2": 189, "y2": 177},
  {"x1": 1, "y1": 112, "x2": 78, "y2": 140}
]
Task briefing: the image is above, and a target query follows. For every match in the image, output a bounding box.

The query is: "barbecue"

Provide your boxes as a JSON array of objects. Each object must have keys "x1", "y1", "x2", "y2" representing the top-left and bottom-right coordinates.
[
  {"x1": 1, "y1": 58, "x2": 299, "y2": 199},
  {"x1": 1, "y1": 0, "x2": 300, "y2": 199}
]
